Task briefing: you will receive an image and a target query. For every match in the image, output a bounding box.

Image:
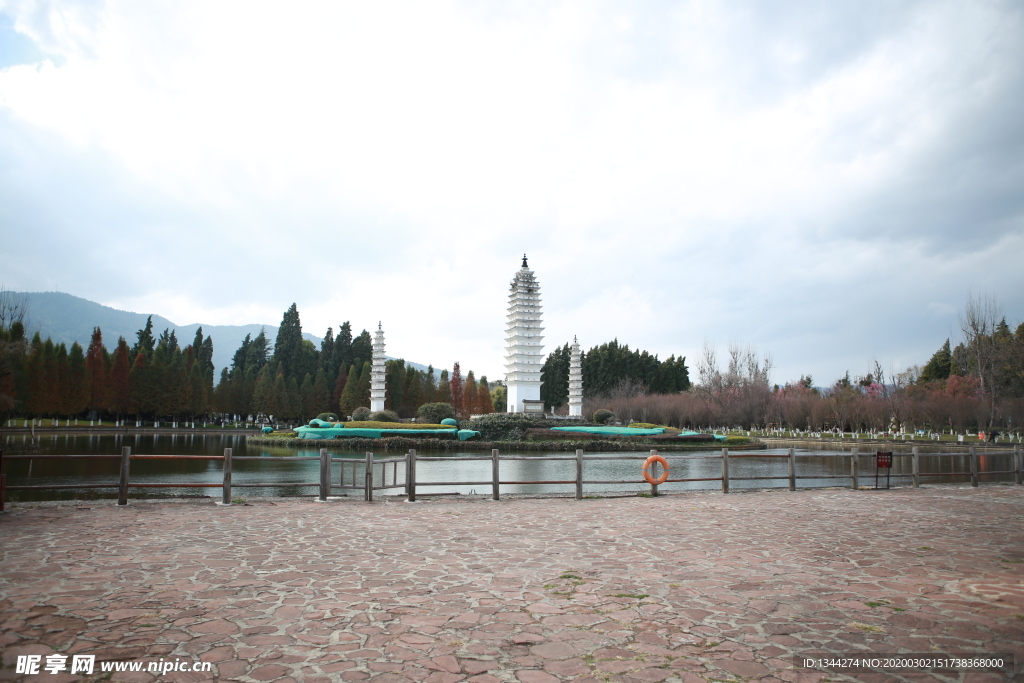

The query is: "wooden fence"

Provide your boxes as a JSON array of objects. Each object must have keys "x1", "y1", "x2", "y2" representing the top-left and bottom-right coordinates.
[{"x1": 1, "y1": 445, "x2": 1021, "y2": 510}]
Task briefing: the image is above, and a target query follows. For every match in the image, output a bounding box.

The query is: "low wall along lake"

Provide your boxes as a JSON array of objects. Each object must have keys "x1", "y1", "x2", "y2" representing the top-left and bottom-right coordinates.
[{"x1": 3, "y1": 433, "x2": 1022, "y2": 503}]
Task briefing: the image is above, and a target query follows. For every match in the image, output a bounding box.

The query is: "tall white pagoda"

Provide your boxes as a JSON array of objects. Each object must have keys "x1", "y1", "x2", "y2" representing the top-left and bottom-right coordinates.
[
  {"x1": 568, "y1": 336, "x2": 583, "y2": 417},
  {"x1": 370, "y1": 322, "x2": 386, "y2": 412},
  {"x1": 505, "y1": 255, "x2": 545, "y2": 413}
]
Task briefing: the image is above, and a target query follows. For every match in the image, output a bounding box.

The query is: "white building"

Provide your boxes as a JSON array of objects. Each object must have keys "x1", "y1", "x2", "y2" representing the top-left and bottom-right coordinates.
[
  {"x1": 569, "y1": 336, "x2": 583, "y2": 417},
  {"x1": 504, "y1": 255, "x2": 545, "y2": 413},
  {"x1": 370, "y1": 322, "x2": 386, "y2": 412}
]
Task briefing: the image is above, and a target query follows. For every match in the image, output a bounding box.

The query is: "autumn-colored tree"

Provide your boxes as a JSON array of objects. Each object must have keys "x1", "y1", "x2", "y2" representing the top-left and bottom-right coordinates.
[
  {"x1": 436, "y1": 369, "x2": 451, "y2": 404},
  {"x1": 85, "y1": 327, "x2": 107, "y2": 413},
  {"x1": 476, "y1": 375, "x2": 492, "y2": 415},
  {"x1": 108, "y1": 337, "x2": 132, "y2": 416},
  {"x1": 450, "y1": 362, "x2": 464, "y2": 416},
  {"x1": 66, "y1": 342, "x2": 90, "y2": 416},
  {"x1": 464, "y1": 370, "x2": 477, "y2": 417}
]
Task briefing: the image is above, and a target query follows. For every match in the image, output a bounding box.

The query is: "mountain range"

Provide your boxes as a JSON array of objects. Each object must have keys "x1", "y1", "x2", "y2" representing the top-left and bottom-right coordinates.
[{"x1": 9, "y1": 291, "x2": 437, "y2": 377}]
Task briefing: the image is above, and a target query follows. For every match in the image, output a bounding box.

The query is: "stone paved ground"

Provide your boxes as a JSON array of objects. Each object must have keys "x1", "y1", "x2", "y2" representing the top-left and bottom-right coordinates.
[{"x1": 1, "y1": 486, "x2": 1022, "y2": 683}]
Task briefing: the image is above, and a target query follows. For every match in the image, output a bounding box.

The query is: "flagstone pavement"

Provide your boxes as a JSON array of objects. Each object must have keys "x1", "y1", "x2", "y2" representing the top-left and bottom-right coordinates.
[{"x1": 1, "y1": 486, "x2": 1022, "y2": 683}]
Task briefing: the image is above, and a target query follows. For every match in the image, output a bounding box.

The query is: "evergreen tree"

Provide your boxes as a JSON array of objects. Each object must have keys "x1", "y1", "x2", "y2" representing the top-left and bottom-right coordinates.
[
  {"x1": 422, "y1": 365, "x2": 437, "y2": 403},
  {"x1": 540, "y1": 343, "x2": 571, "y2": 409},
  {"x1": 189, "y1": 361, "x2": 206, "y2": 417},
  {"x1": 26, "y1": 333, "x2": 46, "y2": 416},
  {"x1": 355, "y1": 361, "x2": 371, "y2": 409},
  {"x1": 245, "y1": 329, "x2": 270, "y2": 374},
  {"x1": 287, "y1": 376, "x2": 301, "y2": 420},
  {"x1": 53, "y1": 342, "x2": 68, "y2": 415},
  {"x1": 131, "y1": 316, "x2": 156, "y2": 361},
  {"x1": 464, "y1": 370, "x2": 477, "y2": 417},
  {"x1": 332, "y1": 363, "x2": 349, "y2": 412},
  {"x1": 351, "y1": 330, "x2": 372, "y2": 369},
  {"x1": 335, "y1": 322, "x2": 354, "y2": 369},
  {"x1": 232, "y1": 333, "x2": 252, "y2": 373},
  {"x1": 270, "y1": 370, "x2": 288, "y2": 419},
  {"x1": 312, "y1": 368, "x2": 330, "y2": 415},
  {"x1": 300, "y1": 373, "x2": 315, "y2": 419},
  {"x1": 67, "y1": 342, "x2": 90, "y2": 416},
  {"x1": 920, "y1": 340, "x2": 953, "y2": 383},
  {"x1": 385, "y1": 359, "x2": 405, "y2": 411},
  {"x1": 338, "y1": 364, "x2": 361, "y2": 418},
  {"x1": 437, "y1": 369, "x2": 452, "y2": 404},
  {"x1": 401, "y1": 366, "x2": 423, "y2": 417},
  {"x1": 252, "y1": 365, "x2": 274, "y2": 419},
  {"x1": 273, "y1": 304, "x2": 304, "y2": 379}
]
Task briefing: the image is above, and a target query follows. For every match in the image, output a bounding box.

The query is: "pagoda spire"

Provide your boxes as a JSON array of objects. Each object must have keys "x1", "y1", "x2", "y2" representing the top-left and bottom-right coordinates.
[
  {"x1": 370, "y1": 323, "x2": 386, "y2": 413},
  {"x1": 569, "y1": 337, "x2": 583, "y2": 418},
  {"x1": 504, "y1": 256, "x2": 544, "y2": 413}
]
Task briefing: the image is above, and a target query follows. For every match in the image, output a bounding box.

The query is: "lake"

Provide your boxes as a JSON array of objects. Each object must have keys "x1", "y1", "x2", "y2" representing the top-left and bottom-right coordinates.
[{"x1": 2, "y1": 432, "x2": 1016, "y2": 502}]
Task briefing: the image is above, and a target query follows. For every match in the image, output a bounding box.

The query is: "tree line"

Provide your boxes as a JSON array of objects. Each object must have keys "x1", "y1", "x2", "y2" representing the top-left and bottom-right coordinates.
[
  {"x1": 594, "y1": 313, "x2": 1024, "y2": 434},
  {"x1": 540, "y1": 338, "x2": 690, "y2": 410},
  {"x1": 0, "y1": 299, "x2": 501, "y2": 422}
]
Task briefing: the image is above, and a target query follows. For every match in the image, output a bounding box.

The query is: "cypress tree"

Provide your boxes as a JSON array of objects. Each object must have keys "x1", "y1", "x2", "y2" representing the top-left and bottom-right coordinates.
[
  {"x1": 355, "y1": 361, "x2": 371, "y2": 409},
  {"x1": 477, "y1": 375, "x2": 492, "y2": 415},
  {"x1": 108, "y1": 338, "x2": 132, "y2": 416},
  {"x1": 189, "y1": 361, "x2": 206, "y2": 417},
  {"x1": 86, "y1": 328, "x2": 107, "y2": 414},
  {"x1": 131, "y1": 316, "x2": 156, "y2": 361},
  {"x1": 920, "y1": 340, "x2": 953, "y2": 383},
  {"x1": 436, "y1": 369, "x2": 452, "y2": 404},
  {"x1": 351, "y1": 330, "x2": 372, "y2": 369},
  {"x1": 312, "y1": 368, "x2": 330, "y2": 415},
  {"x1": 464, "y1": 370, "x2": 477, "y2": 417},
  {"x1": 300, "y1": 373, "x2": 315, "y2": 419},
  {"x1": 385, "y1": 360, "x2": 405, "y2": 411},
  {"x1": 401, "y1": 366, "x2": 422, "y2": 417},
  {"x1": 273, "y1": 304, "x2": 304, "y2": 379},
  {"x1": 53, "y1": 342, "x2": 69, "y2": 415},
  {"x1": 450, "y1": 363, "x2": 464, "y2": 416},
  {"x1": 338, "y1": 364, "x2": 361, "y2": 418},
  {"x1": 540, "y1": 343, "x2": 570, "y2": 409},
  {"x1": 332, "y1": 363, "x2": 349, "y2": 412},
  {"x1": 245, "y1": 329, "x2": 270, "y2": 374},
  {"x1": 335, "y1": 322, "x2": 353, "y2": 369},
  {"x1": 422, "y1": 365, "x2": 437, "y2": 403},
  {"x1": 67, "y1": 342, "x2": 90, "y2": 416},
  {"x1": 252, "y1": 365, "x2": 274, "y2": 419}
]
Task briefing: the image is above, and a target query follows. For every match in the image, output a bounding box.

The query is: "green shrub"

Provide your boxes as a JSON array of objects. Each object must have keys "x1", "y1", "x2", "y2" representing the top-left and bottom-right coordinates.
[
  {"x1": 417, "y1": 402, "x2": 455, "y2": 424},
  {"x1": 628, "y1": 422, "x2": 664, "y2": 429},
  {"x1": 316, "y1": 412, "x2": 339, "y2": 422},
  {"x1": 371, "y1": 410, "x2": 401, "y2": 423},
  {"x1": 351, "y1": 407, "x2": 372, "y2": 421},
  {"x1": 346, "y1": 421, "x2": 452, "y2": 429},
  {"x1": 593, "y1": 409, "x2": 614, "y2": 424},
  {"x1": 467, "y1": 413, "x2": 550, "y2": 441}
]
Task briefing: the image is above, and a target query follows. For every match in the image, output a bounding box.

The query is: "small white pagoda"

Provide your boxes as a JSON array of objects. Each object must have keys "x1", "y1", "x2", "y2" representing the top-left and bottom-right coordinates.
[
  {"x1": 505, "y1": 255, "x2": 545, "y2": 413},
  {"x1": 370, "y1": 322, "x2": 386, "y2": 412},
  {"x1": 568, "y1": 336, "x2": 583, "y2": 417}
]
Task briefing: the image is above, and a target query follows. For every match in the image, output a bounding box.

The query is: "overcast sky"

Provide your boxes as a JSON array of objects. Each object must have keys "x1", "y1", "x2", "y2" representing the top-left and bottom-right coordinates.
[{"x1": 2, "y1": 0, "x2": 1022, "y2": 387}]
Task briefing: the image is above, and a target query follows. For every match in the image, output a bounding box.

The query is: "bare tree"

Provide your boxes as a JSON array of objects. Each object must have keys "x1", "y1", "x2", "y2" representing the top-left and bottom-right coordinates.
[{"x1": 960, "y1": 291, "x2": 1002, "y2": 427}]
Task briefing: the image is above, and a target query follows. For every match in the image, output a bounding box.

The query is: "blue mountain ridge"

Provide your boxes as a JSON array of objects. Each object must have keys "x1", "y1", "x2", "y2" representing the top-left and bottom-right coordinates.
[{"x1": 12, "y1": 292, "x2": 438, "y2": 377}]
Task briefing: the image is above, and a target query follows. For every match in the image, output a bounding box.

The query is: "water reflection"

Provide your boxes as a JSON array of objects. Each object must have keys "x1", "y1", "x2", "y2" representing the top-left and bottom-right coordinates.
[{"x1": 1, "y1": 433, "x2": 1017, "y2": 502}]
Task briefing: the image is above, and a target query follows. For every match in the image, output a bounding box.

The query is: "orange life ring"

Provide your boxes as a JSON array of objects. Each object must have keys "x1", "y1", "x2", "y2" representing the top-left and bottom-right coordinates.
[{"x1": 642, "y1": 454, "x2": 669, "y2": 485}]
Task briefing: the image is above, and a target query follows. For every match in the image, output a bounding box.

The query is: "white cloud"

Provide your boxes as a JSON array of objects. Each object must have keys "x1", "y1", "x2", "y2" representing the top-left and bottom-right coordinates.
[{"x1": 1, "y1": 0, "x2": 1022, "y2": 385}]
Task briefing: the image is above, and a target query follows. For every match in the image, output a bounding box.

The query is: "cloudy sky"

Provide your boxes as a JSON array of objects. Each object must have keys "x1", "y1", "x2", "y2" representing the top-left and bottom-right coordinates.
[{"x1": 2, "y1": 0, "x2": 1022, "y2": 386}]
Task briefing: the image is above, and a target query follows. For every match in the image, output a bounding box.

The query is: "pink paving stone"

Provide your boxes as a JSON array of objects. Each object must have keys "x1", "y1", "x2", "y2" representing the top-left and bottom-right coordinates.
[{"x1": 515, "y1": 670, "x2": 561, "y2": 683}]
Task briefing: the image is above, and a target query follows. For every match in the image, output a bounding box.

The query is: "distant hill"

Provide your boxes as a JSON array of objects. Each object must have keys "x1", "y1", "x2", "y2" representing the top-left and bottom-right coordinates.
[{"x1": 12, "y1": 292, "x2": 439, "y2": 377}]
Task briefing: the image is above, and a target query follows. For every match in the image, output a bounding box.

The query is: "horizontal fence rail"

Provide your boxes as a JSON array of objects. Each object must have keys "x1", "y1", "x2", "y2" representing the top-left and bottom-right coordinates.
[{"x1": 0, "y1": 444, "x2": 1021, "y2": 510}]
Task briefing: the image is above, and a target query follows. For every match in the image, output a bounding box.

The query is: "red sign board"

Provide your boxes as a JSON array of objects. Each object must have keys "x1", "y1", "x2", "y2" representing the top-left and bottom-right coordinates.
[{"x1": 876, "y1": 451, "x2": 892, "y2": 468}]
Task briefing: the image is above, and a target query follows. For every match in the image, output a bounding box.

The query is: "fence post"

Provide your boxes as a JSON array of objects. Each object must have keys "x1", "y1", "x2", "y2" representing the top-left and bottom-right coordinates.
[
  {"x1": 912, "y1": 446, "x2": 919, "y2": 488},
  {"x1": 492, "y1": 449, "x2": 500, "y2": 501},
  {"x1": 1016, "y1": 444, "x2": 1022, "y2": 486},
  {"x1": 222, "y1": 448, "x2": 233, "y2": 504},
  {"x1": 650, "y1": 449, "x2": 659, "y2": 497},
  {"x1": 575, "y1": 449, "x2": 583, "y2": 500},
  {"x1": 721, "y1": 448, "x2": 729, "y2": 494},
  {"x1": 969, "y1": 445, "x2": 978, "y2": 487},
  {"x1": 407, "y1": 449, "x2": 416, "y2": 502},
  {"x1": 319, "y1": 448, "x2": 329, "y2": 501},
  {"x1": 850, "y1": 447, "x2": 858, "y2": 490},
  {"x1": 788, "y1": 448, "x2": 795, "y2": 491},
  {"x1": 117, "y1": 446, "x2": 131, "y2": 505},
  {"x1": 365, "y1": 452, "x2": 374, "y2": 502}
]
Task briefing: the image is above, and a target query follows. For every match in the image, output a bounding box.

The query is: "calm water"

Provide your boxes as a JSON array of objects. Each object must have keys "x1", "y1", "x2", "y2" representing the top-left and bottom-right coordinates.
[{"x1": 2, "y1": 433, "x2": 1016, "y2": 502}]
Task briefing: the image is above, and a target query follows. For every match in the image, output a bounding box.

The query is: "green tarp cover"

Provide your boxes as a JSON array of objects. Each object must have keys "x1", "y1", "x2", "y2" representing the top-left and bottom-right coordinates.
[
  {"x1": 293, "y1": 426, "x2": 481, "y2": 441},
  {"x1": 550, "y1": 426, "x2": 666, "y2": 436}
]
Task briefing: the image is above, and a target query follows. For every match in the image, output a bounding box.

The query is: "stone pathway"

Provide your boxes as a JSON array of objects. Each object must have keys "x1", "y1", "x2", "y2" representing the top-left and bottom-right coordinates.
[{"x1": 1, "y1": 486, "x2": 1022, "y2": 682}]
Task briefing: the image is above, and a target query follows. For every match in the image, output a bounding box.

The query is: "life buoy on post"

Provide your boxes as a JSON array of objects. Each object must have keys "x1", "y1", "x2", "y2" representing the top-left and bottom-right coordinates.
[{"x1": 642, "y1": 453, "x2": 669, "y2": 485}]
